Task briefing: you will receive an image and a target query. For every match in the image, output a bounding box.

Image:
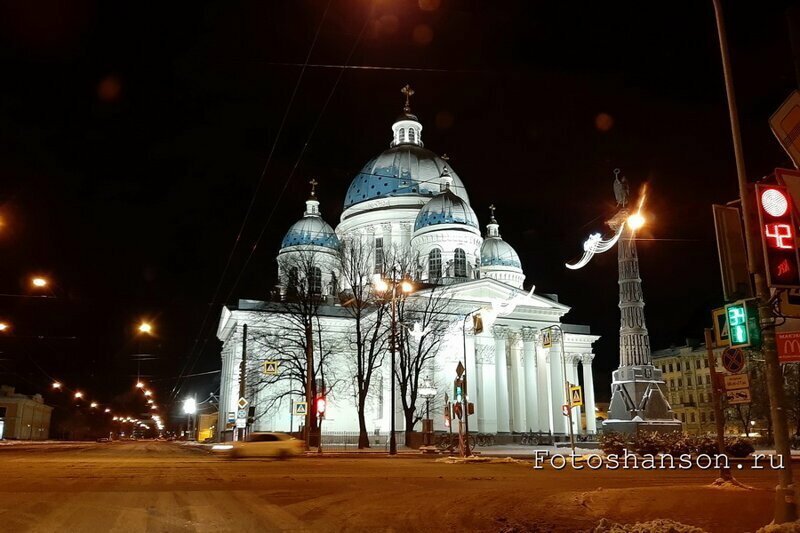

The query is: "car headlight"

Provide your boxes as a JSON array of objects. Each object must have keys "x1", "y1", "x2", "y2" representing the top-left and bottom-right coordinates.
[{"x1": 212, "y1": 444, "x2": 233, "y2": 451}]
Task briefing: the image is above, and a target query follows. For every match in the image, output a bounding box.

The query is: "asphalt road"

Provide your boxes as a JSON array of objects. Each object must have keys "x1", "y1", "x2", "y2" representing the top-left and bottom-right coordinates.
[{"x1": 0, "y1": 441, "x2": 791, "y2": 532}]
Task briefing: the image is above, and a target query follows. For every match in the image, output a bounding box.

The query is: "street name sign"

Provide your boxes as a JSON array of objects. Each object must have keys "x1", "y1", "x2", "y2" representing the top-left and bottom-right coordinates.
[
  {"x1": 726, "y1": 389, "x2": 752, "y2": 405},
  {"x1": 294, "y1": 402, "x2": 308, "y2": 416},
  {"x1": 263, "y1": 361, "x2": 279, "y2": 375}
]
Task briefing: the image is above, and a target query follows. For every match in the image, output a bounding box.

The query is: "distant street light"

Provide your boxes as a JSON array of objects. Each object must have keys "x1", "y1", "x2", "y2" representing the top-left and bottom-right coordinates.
[
  {"x1": 627, "y1": 212, "x2": 646, "y2": 231},
  {"x1": 144, "y1": 390, "x2": 152, "y2": 397},
  {"x1": 0, "y1": 322, "x2": 10, "y2": 332},
  {"x1": 74, "y1": 391, "x2": 83, "y2": 399},
  {"x1": 147, "y1": 399, "x2": 153, "y2": 404},
  {"x1": 150, "y1": 405, "x2": 157, "y2": 410},
  {"x1": 138, "y1": 322, "x2": 153, "y2": 335},
  {"x1": 136, "y1": 381, "x2": 144, "y2": 389},
  {"x1": 90, "y1": 402, "x2": 98, "y2": 408},
  {"x1": 104, "y1": 408, "x2": 111, "y2": 413},
  {"x1": 31, "y1": 277, "x2": 48, "y2": 288},
  {"x1": 52, "y1": 381, "x2": 62, "y2": 390}
]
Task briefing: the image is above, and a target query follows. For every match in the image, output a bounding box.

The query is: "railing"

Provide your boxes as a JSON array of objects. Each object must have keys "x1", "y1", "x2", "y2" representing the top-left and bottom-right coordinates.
[{"x1": 316, "y1": 431, "x2": 406, "y2": 452}]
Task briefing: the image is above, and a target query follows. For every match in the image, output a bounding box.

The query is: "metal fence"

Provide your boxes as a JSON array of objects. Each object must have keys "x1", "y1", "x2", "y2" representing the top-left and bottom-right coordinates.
[{"x1": 318, "y1": 431, "x2": 405, "y2": 451}]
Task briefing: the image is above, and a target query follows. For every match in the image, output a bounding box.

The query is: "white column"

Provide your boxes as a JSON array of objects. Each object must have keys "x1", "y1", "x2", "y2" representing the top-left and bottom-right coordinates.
[
  {"x1": 536, "y1": 342, "x2": 550, "y2": 433},
  {"x1": 582, "y1": 354, "x2": 597, "y2": 434},
  {"x1": 521, "y1": 327, "x2": 539, "y2": 432},
  {"x1": 548, "y1": 347, "x2": 567, "y2": 434},
  {"x1": 508, "y1": 332, "x2": 524, "y2": 432},
  {"x1": 493, "y1": 325, "x2": 510, "y2": 433},
  {"x1": 217, "y1": 347, "x2": 231, "y2": 439},
  {"x1": 477, "y1": 340, "x2": 496, "y2": 433}
]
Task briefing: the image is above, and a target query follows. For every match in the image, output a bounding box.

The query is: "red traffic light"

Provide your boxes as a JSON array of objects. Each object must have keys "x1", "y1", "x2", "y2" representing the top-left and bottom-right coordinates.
[
  {"x1": 316, "y1": 397, "x2": 326, "y2": 415},
  {"x1": 756, "y1": 184, "x2": 800, "y2": 288}
]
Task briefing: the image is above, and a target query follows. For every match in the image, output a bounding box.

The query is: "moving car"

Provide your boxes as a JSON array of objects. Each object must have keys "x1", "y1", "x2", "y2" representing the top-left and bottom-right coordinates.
[{"x1": 211, "y1": 432, "x2": 304, "y2": 459}]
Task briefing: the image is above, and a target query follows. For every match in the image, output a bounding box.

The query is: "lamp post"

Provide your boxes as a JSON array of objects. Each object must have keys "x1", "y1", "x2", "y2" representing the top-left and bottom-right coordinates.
[
  {"x1": 374, "y1": 269, "x2": 413, "y2": 456},
  {"x1": 418, "y1": 377, "x2": 436, "y2": 446},
  {"x1": 183, "y1": 397, "x2": 197, "y2": 441}
]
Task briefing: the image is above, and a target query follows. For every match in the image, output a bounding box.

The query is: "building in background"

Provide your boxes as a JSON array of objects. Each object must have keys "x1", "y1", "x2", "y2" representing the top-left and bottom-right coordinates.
[
  {"x1": 651, "y1": 342, "x2": 723, "y2": 435},
  {"x1": 0, "y1": 385, "x2": 53, "y2": 440},
  {"x1": 197, "y1": 412, "x2": 217, "y2": 442}
]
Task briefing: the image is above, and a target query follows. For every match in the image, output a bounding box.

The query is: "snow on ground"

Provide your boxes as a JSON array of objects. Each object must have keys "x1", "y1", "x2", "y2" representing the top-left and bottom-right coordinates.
[
  {"x1": 592, "y1": 518, "x2": 707, "y2": 533},
  {"x1": 757, "y1": 522, "x2": 800, "y2": 533}
]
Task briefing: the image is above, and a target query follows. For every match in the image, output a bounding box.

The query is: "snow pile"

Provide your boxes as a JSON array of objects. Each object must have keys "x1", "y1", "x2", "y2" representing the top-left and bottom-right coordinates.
[
  {"x1": 709, "y1": 477, "x2": 756, "y2": 491},
  {"x1": 593, "y1": 518, "x2": 707, "y2": 533},
  {"x1": 757, "y1": 521, "x2": 800, "y2": 533},
  {"x1": 434, "y1": 456, "x2": 493, "y2": 464}
]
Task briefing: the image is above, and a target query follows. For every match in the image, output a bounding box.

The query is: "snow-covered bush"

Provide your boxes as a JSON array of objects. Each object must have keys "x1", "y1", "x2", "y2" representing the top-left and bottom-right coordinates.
[
  {"x1": 725, "y1": 437, "x2": 754, "y2": 458},
  {"x1": 632, "y1": 432, "x2": 660, "y2": 456},
  {"x1": 599, "y1": 432, "x2": 628, "y2": 455},
  {"x1": 693, "y1": 435, "x2": 720, "y2": 456},
  {"x1": 661, "y1": 431, "x2": 693, "y2": 456}
]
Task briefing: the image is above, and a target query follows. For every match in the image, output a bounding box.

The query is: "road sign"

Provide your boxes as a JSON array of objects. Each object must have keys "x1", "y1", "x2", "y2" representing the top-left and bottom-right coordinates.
[
  {"x1": 726, "y1": 388, "x2": 752, "y2": 405},
  {"x1": 453, "y1": 402, "x2": 463, "y2": 420},
  {"x1": 456, "y1": 361, "x2": 465, "y2": 378},
  {"x1": 723, "y1": 373, "x2": 750, "y2": 391},
  {"x1": 770, "y1": 90, "x2": 800, "y2": 168},
  {"x1": 541, "y1": 330, "x2": 552, "y2": 349},
  {"x1": 235, "y1": 418, "x2": 246, "y2": 429},
  {"x1": 237, "y1": 408, "x2": 247, "y2": 419},
  {"x1": 561, "y1": 404, "x2": 569, "y2": 416},
  {"x1": 293, "y1": 401, "x2": 307, "y2": 416},
  {"x1": 227, "y1": 411, "x2": 235, "y2": 424},
  {"x1": 569, "y1": 386, "x2": 583, "y2": 407},
  {"x1": 712, "y1": 307, "x2": 730, "y2": 347},
  {"x1": 237, "y1": 397, "x2": 248, "y2": 409},
  {"x1": 777, "y1": 331, "x2": 800, "y2": 364},
  {"x1": 721, "y1": 347, "x2": 746, "y2": 374},
  {"x1": 263, "y1": 361, "x2": 279, "y2": 375}
]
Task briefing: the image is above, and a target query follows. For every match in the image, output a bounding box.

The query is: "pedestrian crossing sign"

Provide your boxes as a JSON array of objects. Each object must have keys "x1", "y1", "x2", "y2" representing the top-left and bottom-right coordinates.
[
  {"x1": 294, "y1": 401, "x2": 308, "y2": 416},
  {"x1": 569, "y1": 386, "x2": 583, "y2": 407},
  {"x1": 263, "y1": 361, "x2": 279, "y2": 375}
]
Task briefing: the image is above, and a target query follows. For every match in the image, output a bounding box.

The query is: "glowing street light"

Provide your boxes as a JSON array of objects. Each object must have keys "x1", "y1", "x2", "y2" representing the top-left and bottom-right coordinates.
[
  {"x1": 136, "y1": 381, "x2": 144, "y2": 389},
  {"x1": 627, "y1": 212, "x2": 646, "y2": 231},
  {"x1": 31, "y1": 277, "x2": 48, "y2": 288},
  {"x1": 0, "y1": 322, "x2": 10, "y2": 332},
  {"x1": 144, "y1": 390, "x2": 152, "y2": 397},
  {"x1": 147, "y1": 399, "x2": 153, "y2": 404},
  {"x1": 150, "y1": 405, "x2": 157, "y2": 410},
  {"x1": 90, "y1": 402, "x2": 98, "y2": 409},
  {"x1": 74, "y1": 391, "x2": 83, "y2": 399},
  {"x1": 52, "y1": 381, "x2": 62, "y2": 390},
  {"x1": 137, "y1": 322, "x2": 153, "y2": 335},
  {"x1": 104, "y1": 408, "x2": 111, "y2": 413},
  {"x1": 183, "y1": 398, "x2": 197, "y2": 415}
]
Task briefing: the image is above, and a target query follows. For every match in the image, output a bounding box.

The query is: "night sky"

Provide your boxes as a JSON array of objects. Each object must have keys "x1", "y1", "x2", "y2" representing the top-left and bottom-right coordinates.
[{"x1": 0, "y1": 0, "x2": 798, "y2": 417}]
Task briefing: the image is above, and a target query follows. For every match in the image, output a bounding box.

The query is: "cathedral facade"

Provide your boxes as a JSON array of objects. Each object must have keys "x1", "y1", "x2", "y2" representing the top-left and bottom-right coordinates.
[{"x1": 216, "y1": 89, "x2": 599, "y2": 441}]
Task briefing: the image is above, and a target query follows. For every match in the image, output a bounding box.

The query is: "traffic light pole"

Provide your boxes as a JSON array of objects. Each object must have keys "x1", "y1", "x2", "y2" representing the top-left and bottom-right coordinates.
[{"x1": 713, "y1": 0, "x2": 797, "y2": 521}]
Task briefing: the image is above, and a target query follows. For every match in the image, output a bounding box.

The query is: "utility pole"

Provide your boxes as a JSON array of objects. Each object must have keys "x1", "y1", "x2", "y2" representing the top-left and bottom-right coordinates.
[
  {"x1": 704, "y1": 328, "x2": 732, "y2": 482},
  {"x1": 712, "y1": 0, "x2": 797, "y2": 521},
  {"x1": 389, "y1": 273, "x2": 398, "y2": 456},
  {"x1": 238, "y1": 323, "x2": 247, "y2": 442}
]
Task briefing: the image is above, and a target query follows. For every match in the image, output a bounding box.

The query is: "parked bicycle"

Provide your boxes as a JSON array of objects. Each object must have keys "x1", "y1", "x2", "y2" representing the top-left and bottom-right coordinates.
[
  {"x1": 436, "y1": 432, "x2": 476, "y2": 452},
  {"x1": 475, "y1": 433, "x2": 495, "y2": 447}
]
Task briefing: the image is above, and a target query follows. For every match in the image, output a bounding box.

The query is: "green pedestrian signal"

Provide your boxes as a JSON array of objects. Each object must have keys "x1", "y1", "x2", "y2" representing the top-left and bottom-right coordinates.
[{"x1": 724, "y1": 299, "x2": 761, "y2": 348}]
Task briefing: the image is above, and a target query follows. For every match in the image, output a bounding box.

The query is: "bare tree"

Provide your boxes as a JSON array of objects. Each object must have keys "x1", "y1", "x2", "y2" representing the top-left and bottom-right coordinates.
[
  {"x1": 338, "y1": 237, "x2": 392, "y2": 448},
  {"x1": 395, "y1": 284, "x2": 452, "y2": 438}
]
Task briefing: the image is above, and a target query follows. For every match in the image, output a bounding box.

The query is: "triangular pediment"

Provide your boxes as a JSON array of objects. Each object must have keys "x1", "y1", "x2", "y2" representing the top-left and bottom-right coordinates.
[{"x1": 414, "y1": 278, "x2": 571, "y2": 313}]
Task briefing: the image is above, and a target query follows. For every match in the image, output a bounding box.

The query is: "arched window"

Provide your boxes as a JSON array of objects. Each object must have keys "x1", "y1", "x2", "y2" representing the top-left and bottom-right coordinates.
[
  {"x1": 399, "y1": 128, "x2": 405, "y2": 143},
  {"x1": 454, "y1": 248, "x2": 467, "y2": 278},
  {"x1": 408, "y1": 128, "x2": 416, "y2": 143},
  {"x1": 428, "y1": 249, "x2": 441, "y2": 282},
  {"x1": 286, "y1": 266, "x2": 300, "y2": 298},
  {"x1": 309, "y1": 266, "x2": 322, "y2": 295}
]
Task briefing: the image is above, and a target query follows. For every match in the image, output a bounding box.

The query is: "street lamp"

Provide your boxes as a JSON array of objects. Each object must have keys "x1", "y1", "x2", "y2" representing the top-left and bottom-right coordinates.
[
  {"x1": 136, "y1": 381, "x2": 144, "y2": 389},
  {"x1": 74, "y1": 391, "x2": 83, "y2": 399},
  {"x1": 104, "y1": 408, "x2": 111, "y2": 413},
  {"x1": 144, "y1": 390, "x2": 152, "y2": 397},
  {"x1": 374, "y1": 269, "x2": 414, "y2": 455},
  {"x1": 183, "y1": 397, "x2": 197, "y2": 441},
  {"x1": 0, "y1": 322, "x2": 10, "y2": 332},
  {"x1": 137, "y1": 322, "x2": 152, "y2": 335},
  {"x1": 31, "y1": 277, "x2": 48, "y2": 288},
  {"x1": 52, "y1": 381, "x2": 61, "y2": 390},
  {"x1": 90, "y1": 402, "x2": 98, "y2": 409},
  {"x1": 418, "y1": 377, "x2": 436, "y2": 446}
]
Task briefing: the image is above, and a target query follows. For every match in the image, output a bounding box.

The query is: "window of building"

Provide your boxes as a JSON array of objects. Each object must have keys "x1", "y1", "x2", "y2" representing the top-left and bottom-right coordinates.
[
  {"x1": 428, "y1": 249, "x2": 442, "y2": 281},
  {"x1": 690, "y1": 412, "x2": 696, "y2": 423},
  {"x1": 669, "y1": 363, "x2": 673, "y2": 373},
  {"x1": 399, "y1": 128, "x2": 405, "y2": 143},
  {"x1": 678, "y1": 378, "x2": 682, "y2": 387},
  {"x1": 374, "y1": 237, "x2": 384, "y2": 274},
  {"x1": 710, "y1": 411, "x2": 715, "y2": 422},
  {"x1": 454, "y1": 248, "x2": 467, "y2": 278},
  {"x1": 309, "y1": 267, "x2": 322, "y2": 294},
  {"x1": 689, "y1": 393, "x2": 694, "y2": 404},
  {"x1": 704, "y1": 359, "x2": 708, "y2": 368},
  {"x1": 687, "y1": 376, "x2": 692, "y2": 386},
  {"x1": 696, "y1": 360, "x2": 701, "y2": 369},
  {"x1": 701, "y1": 412, "x2": 706, "y2": 423},
  {"x1": 287, "y1": 266, "x2": 299, "y2": 297},
  {"x1": 409, "y1": 128, "x2": 416, "y2": 143},
  {"x1": 680, "y1": 413, "x2": 686, "y2": 422}
]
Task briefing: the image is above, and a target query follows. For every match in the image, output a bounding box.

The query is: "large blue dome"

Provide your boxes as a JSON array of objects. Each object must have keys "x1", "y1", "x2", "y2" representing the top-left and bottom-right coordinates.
[
  {"x1": 413, "y1": 189, "x2": 479, "y2": 232},
  {"x1": 344, "y1": 145, "x2": 470, "y2": 209},
  {"x1": 280, "y1": 216, "x2": 340, "y2": 251}
]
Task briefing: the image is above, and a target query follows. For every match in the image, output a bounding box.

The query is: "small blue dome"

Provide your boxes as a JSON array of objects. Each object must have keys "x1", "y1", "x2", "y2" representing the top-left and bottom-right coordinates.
[
  {"x1": 414, "y1": 189, "x2": 479, "y2": 232},
  {"x1": 344, "y1": 145, "x2": 469, "y2": 209},
  {"x1": 280, "y1": 216, "x2": 340, "y2": 250},
  {"x1": 481, "y1": 238, "x2": 522, "y2": 269}
]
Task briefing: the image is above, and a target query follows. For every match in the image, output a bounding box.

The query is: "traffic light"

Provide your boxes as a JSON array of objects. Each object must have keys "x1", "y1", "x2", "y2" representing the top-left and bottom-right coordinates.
[
  {"x1": 724, "y1": 299, "x2": 761, "y2": 348},
  {"x1": 316, "y1": 396, "x2": 326, "y2": 418},
  {"x1": 444, "y1": 404, "x2": 451, "y2": 427},
  {"x1": 453, "y1": 378, "x2": 464, "y2": 403},
  {"x1": 755, "y1": 184, "x2": 800, "y2": 288}
]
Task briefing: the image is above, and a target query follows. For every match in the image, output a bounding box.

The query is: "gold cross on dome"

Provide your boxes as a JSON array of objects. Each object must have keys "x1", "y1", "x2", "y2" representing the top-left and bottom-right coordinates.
[
  {"x1": 489, "y1": 204, "x2": 496, "y2": 218},
  {"x1": 309, "y1": 178, "x2": 318, "y2": 197},
  {"x1": 401, "y1": 84, "x2": 414, "y2": 112}
]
